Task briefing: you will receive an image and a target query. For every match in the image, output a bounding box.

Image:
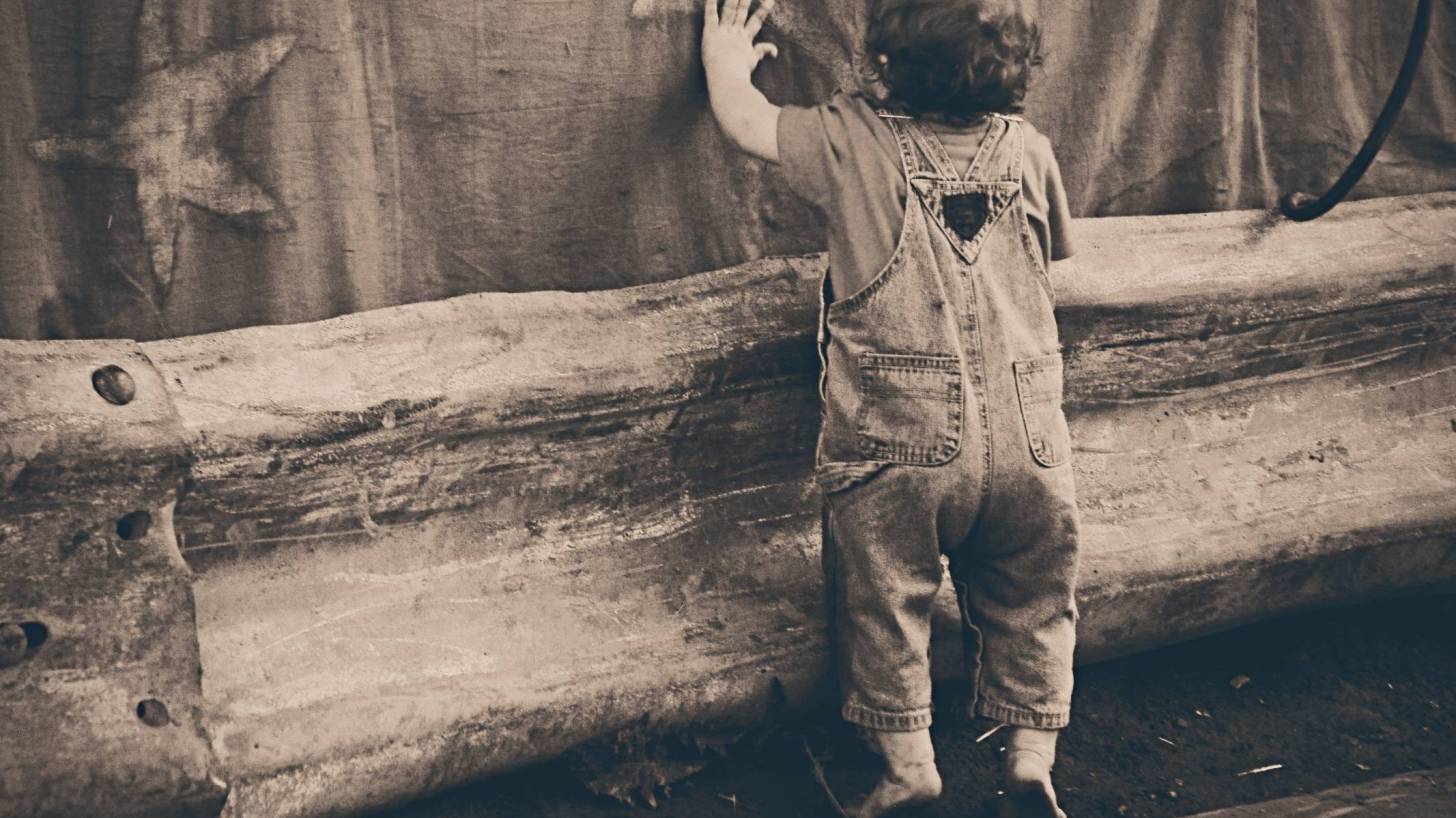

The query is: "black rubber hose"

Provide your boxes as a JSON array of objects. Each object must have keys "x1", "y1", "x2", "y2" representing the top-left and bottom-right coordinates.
[{"x1": 1279, "y1": 0, "x2": 1432, "y2": 222}]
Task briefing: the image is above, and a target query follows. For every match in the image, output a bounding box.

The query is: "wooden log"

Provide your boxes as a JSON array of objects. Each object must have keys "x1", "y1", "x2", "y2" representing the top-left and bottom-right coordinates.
[
  {"x1": 156, "y1": 192, "x2": 1456, "y2": 818},
  {"x1": 3, "y1": 192, "x2": 1454, "y2": 818},
  {"x1": 0, "y1": 343, "x2": 224, "y2": 818}
]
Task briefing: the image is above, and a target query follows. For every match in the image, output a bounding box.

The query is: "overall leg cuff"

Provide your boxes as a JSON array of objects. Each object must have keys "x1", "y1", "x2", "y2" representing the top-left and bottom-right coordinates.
[
  {"x1": 843, "y1": 699, "x2": 934, "y2": 732},
  {"x1": 975, "y1": 698, "x2": 1069, "y2": 729}
]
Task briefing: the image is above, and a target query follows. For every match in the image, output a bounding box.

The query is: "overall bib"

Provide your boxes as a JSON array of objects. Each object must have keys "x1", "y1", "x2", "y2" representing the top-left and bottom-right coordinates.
[{"x1": 816, "y1": 113, "x2": 1080, "y2": 731}]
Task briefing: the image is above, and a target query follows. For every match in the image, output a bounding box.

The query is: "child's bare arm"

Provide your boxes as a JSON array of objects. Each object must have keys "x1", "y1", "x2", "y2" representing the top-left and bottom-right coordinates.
[{"x1": 702, "y1": 0, "x2": 781, "y2": 162}]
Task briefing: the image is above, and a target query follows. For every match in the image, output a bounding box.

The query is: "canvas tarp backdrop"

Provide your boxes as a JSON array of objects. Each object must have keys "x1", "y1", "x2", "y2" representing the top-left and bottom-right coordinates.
[{"x1": 2, "y1": 0, "x2": 1453, "y2": 341}]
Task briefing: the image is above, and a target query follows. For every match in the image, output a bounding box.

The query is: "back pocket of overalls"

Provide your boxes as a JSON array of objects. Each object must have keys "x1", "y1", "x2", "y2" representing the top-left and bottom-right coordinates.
[
  {"x1": 1012, "y1": 354, "x2": 1071, "y2": 468},
  {"x1": 814, "y1": 461, "x2": 891, "y2": 495},
  {"x1": 856, "y1": 353, "x2": 962, "y2": 465}
]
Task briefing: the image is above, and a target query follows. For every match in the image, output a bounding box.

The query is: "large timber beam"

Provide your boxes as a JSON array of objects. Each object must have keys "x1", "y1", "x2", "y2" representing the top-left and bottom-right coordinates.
[
  {"x1": 3, "y1": 192, "x2": 1455, "y2": 818},
  {"x1": 0, "y1": 343, "x2": 225, "y2": 818}
]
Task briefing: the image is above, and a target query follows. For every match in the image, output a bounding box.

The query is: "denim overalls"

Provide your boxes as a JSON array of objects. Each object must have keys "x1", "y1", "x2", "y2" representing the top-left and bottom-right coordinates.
[{"x1": 815, "y1": 112, "x2": 1080, "y2": 732}]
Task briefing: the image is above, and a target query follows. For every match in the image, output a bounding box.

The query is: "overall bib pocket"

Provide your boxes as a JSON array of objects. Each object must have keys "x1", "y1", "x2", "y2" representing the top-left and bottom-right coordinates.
[
  {"x1": 1013, "y1": 354, "x2": 1072, "y2": 468},
  {"x1": 855, "y1": 352, "x2": 963, "y2": 465}
]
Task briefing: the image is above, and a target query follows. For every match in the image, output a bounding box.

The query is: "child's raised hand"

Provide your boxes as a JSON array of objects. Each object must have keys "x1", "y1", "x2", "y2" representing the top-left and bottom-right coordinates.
[
  {"x1": 702, "y1": 0, "x2": 779, "y2": 81},
  {"x1": 702, "y1": 0, "x2": 782, "y2": 163}
]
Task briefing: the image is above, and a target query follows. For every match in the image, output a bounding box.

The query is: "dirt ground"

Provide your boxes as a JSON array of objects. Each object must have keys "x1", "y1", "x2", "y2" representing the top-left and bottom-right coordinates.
[{"x1": 372, "y1": 591, "x2": 1456, "y2": 818}]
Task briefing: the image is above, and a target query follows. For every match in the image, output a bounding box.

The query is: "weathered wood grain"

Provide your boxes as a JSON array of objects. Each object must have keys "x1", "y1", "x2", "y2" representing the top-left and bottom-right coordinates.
[
  {"x1": 132, "y1": 193, "x2": 1456, "y2": 817},
  {"x1": 0, "y1": 342, "x2": 224, "y2": 818}
]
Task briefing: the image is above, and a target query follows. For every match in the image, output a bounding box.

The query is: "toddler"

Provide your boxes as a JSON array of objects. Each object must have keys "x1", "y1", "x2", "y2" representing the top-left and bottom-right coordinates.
[{"x1": 703, "y1": 1, "x2": 1079, "y2": 816}]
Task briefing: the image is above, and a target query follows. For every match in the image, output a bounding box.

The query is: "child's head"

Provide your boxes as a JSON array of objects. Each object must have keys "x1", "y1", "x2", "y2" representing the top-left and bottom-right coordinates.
[{"x1": 866, "y1": 0, "x2": 1043, "y2": 124}]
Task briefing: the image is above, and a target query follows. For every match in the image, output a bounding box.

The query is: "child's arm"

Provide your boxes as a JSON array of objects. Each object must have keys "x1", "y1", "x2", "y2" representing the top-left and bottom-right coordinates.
[{"x1": 702, "y1": 0, "x2": 781, "y2": 162}]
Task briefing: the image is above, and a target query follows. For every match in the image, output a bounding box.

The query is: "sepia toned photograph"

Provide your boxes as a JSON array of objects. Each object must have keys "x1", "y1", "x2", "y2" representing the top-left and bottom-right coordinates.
[{"x1": 2, "y1": 1, "x2": 1453, "y2": 817}]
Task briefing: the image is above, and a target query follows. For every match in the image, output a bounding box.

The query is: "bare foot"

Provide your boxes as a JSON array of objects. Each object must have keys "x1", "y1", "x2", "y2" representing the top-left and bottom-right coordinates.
[
  {"x1": 998, "y1": 727, "x2": 1067, "y2": 818},
  {"x1": 846, "y1": 728, "x2": 942, "y2": 818},
  {"x1": 847, "y1": 761, "x2": 942, "y2": 818},
  {"x1": 998, "y1": 751, "x2": 1066, "y2": 818}
]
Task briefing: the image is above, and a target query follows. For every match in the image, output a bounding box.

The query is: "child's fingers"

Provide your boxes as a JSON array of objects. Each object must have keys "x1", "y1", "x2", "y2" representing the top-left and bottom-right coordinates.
[
  {"x1": 731, "y1": 0, "x2": 751, "y2": 27},
  {"x1": 754, "y1": 41, "x2": 779, "y2": 61},
  {"x1": 704, "y1": 0, "x2": 718, "y2": 30},
  {"x1": 746, "y1": 0, "x2": 776, "y2": 37}
]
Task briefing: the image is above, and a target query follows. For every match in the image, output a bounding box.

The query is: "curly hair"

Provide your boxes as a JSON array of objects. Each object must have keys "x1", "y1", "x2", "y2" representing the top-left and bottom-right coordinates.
[{"x1": 865, "y1": 0, "x2": 1043, "y2": 124}]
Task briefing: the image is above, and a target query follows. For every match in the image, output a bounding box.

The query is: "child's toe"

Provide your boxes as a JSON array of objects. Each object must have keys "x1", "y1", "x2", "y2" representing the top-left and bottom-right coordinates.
[{"x1": 997, "y1": 779, "x2": 1066, "y2": 818}]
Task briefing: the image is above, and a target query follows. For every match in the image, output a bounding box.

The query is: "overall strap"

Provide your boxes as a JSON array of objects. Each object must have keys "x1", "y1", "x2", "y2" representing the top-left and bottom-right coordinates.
[
  {"x1": 965, "y1": 114, "x2": 1025, "y2": 183},
  {"x1": 880, "y1": 110, "x2": 1026, "y2": 183},
  {"x1": 878, "y1": 110, "x2": 953, "y2": 179},
  {"x1": 963, "y1": 116, "x2": 1008, "y2": 181},
  {"x1": 903, "y1": 120, "x2": 961, "y2": 180},
  {"x1": 1001, "y1": 114, "x2": 1026, "y2": 182}
]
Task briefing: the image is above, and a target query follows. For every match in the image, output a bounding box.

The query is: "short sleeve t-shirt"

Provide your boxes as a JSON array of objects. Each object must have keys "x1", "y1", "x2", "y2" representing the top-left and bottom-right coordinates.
[{"x1": 776, "y1": 92, "x2": 1075, "y2": 302}]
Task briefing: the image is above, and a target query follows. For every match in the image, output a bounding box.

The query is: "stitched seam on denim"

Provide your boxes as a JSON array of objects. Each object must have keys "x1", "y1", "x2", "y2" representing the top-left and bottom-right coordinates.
[
  {"x1": 990, "y1": 116, "x2": 1024, "y2": 185},
  {"x1": 963, "y1": 116, "x2": 1005, "y2": 182},
  {"x1": 1012, "y1": 194, "x2": 1058, "y2": 304},
  {"x1": 1015, "y1": 354, "x2": 1060, "y2": 373},
  {"x1": 846, "y1": 701, "x2": 935, "y2": 718},
  {"x1": 1015, "y1": 194, "x2": 1048, "y2": 277},
  {"x1": 860, "y1": 352, "x2": 959, "y2": 372},
  {"x1": 856, "y1": 361, "x2": 963, "y2": 464},
  {"x1": 973, "y1": 116, "x2": 1019, "y2": 184},
  {"x1": 905, "y1": 119, "x2": 958, "y2": 181},
  {"x1": 979, "y1": 698, "x2": 1070, "y2": 719},
  {"x1": 922, "y1": 183, "x2": 998, "y2": 267},
  {"x1": 816, "y1": 462, "x2": 890, "y2": 495},
  {"x1": 919, "y1": 181, "x2": 1017, "y2": 269},
  {"x1": 863, "y1": 451, "x2": 945, "y2": 464},
  {"x1": 843, "y1": 701, "x2": 934, "y2": 731},
  {"x1": 862, "y1": 387, "x2": 959, "y2": 401},
  {"x1": 860, "y1": 442, "x2": 958, "y2": 464},
  {"x1": 977, "y1": 698, "x2": 1070, "y2": 729},
  {"x1": 951, "y1": 574, "x2": 986, "y2": 719},
  {"x1": 862, "y1": 365, "x2": 958, "y2": 376},
  {"x1": 1013, "y1": 356, "x2": 1067, "y2": 468},
  {"x1": 880, "y1": 110, "x2": 934, "y2": 178},
  {"x1": 826, "y1": 224, "x2": 907, "y2": 314},
  {"x1": 960, "y1": 250, "x2": 995, "y2": 517},
  {"x1": 1002, "y1": 122, "x2": 1051, "y2": 303},
  {"x1": 860, "y1": 371, "x2": 962, "y2": 394},
  {"x1": 857, "y1": 403, "x2": 963, "y2": 463},
  {"x1": 827, "y1": 206, "x2": 926, "y2": 315},
  {"x1": 825, "y1": 115, "x2": 926, "y2": 317}
]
